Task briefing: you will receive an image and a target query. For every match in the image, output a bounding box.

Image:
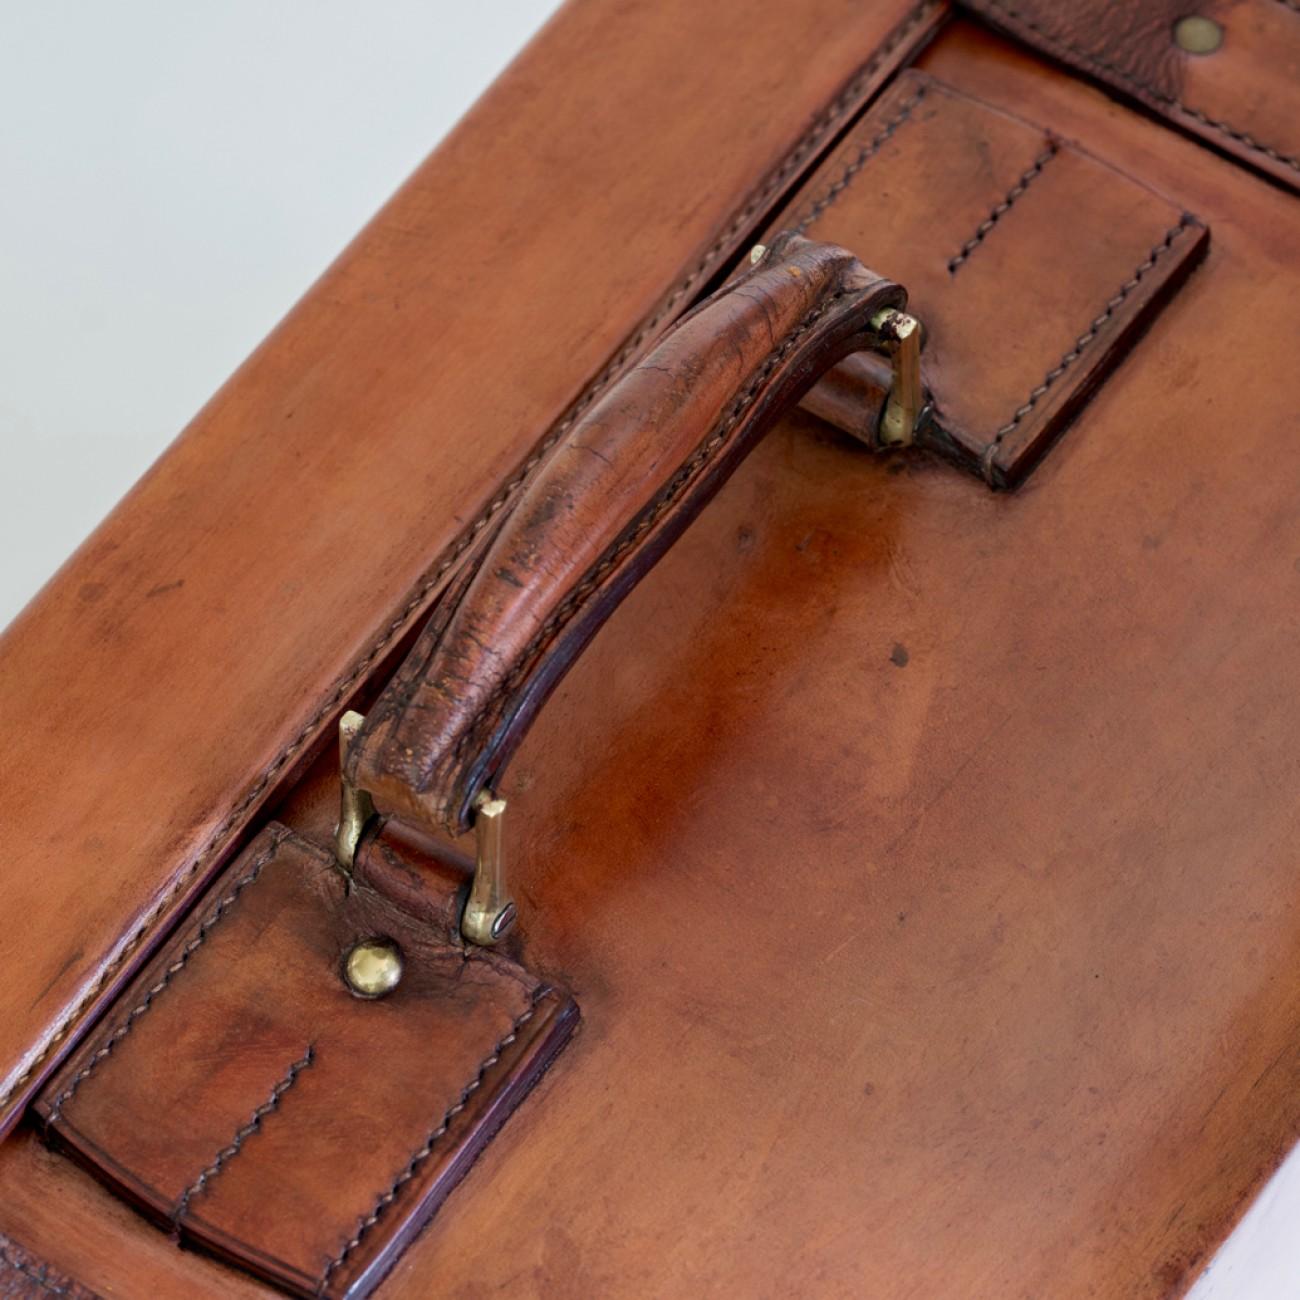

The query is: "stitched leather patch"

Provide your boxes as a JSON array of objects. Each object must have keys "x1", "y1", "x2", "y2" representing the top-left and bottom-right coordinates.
[
  {"x1": 34, "y1": 825, "x2": 577, "y2": 1299},
  {"x1": 772, "y1": 70, "x2": 1208, "y2": 486}
]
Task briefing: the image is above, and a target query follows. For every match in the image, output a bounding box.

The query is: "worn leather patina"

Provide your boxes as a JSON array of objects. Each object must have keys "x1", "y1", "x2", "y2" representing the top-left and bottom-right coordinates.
[{"x1": 4, "y1": 5, "x2": 1300, "y2": 1298}]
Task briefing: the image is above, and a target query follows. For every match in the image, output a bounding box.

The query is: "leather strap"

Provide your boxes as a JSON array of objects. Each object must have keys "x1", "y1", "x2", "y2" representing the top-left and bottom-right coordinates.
[
  {"x1": 349, "y1": 234, "x2": 904, "y2": 835},
  {"x1": 962, "y1": 0, "x2": 1300, "y2": 195}
]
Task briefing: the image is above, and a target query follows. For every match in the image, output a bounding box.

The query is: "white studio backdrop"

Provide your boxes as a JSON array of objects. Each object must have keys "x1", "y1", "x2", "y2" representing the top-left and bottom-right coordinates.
[
  {"x1": 0, "y1": 4, "x2": 1294, "y2": 1295},
  {"x1": 0, "y1": 1, "x2": 562, "y2": 625}
]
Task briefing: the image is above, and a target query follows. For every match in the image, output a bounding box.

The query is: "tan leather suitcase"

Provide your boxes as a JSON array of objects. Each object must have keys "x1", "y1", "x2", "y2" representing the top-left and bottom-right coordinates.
[{"x1": 3, "y1": 3, "x2": 1300, "y2": 1296}]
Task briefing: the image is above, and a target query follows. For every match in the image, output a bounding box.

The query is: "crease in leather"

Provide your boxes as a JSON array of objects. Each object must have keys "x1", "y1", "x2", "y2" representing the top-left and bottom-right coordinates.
[
  {"x1": 0, "y1": 0, "x2": 941, "y2": 1120},
  {"x1": 353, "y1": 239, "x2": 905, "y2": 835}
]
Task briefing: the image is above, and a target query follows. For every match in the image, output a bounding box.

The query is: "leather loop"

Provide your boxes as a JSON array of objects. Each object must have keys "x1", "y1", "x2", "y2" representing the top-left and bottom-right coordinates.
[{"x1": 349, "y1": 234, "x2": 904, "y2": 835}]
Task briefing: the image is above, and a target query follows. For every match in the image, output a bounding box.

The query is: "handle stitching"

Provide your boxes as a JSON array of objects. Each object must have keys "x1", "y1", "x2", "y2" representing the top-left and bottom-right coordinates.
[{"x1": 0, "y1": 1, "x2": 939, "y2": 1116}]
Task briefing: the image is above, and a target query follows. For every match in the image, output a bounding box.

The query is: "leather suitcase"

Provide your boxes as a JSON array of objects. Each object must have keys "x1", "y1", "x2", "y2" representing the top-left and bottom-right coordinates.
[{"x1": 2, "y1": 3, "x2": 1299, "y2": 1296}]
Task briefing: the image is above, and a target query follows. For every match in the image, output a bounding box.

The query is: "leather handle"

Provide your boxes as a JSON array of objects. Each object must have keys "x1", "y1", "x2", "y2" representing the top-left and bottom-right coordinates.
[{"x1": 349, "y1": 233, "x2": 905, "y2": 836}]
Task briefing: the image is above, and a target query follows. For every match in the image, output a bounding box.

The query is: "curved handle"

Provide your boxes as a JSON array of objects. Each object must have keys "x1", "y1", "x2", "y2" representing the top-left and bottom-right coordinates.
[{"x1": 348, "y1": 233, "x2": 905, "y2": 840}]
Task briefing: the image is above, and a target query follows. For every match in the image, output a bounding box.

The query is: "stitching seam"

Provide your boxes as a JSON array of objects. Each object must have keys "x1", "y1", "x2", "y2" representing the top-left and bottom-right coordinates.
[
  {"x1": 173, "y1": 1045, "x2": 315, "y2": 1224},
  {"x1": 0, "y1": 0, "x2": 938, "y2": 1115},
  {"x1": 947, "y1": 139, "x2": 1059, "y2": 273},
  {"x1": 440, "y1": 287, "x2": 853, "y2": 808},
  {"x1": 0, "y1": 1246, "x2": 69, "y2": 1297},
  {"x1": 44, "y1": 829, "x2": 287, "y2": 1124},
  {"x1": 794, "y1": 85, "x2": 929, "y2": 234},
  {"x1": 981, "y1": 216, "x2": 1193, "y2": 476},
  {"x1": 316, "y1": 991, "x2": 545, "y2": 1294},
  {"x1": 982, "y1": 0, "x2": 1300, "y2": 175}
]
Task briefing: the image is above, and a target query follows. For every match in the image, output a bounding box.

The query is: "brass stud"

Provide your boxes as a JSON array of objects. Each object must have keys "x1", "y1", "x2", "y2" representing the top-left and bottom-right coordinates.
[
  {"x1": 343, "y1": 939, "x2": 403, "y2": 998},
  {"x1": 1173, "y1": 15, "x2": 1223, "y2": 54}
]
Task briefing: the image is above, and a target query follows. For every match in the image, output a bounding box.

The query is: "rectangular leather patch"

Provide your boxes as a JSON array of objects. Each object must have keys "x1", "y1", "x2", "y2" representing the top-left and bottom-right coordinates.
[
  {"x1": 774, "y1": 70, "x2": 1208, "y2": 486},
  {"x1": 34, "y1": 824, "x2": 577, "y2": 1299}
]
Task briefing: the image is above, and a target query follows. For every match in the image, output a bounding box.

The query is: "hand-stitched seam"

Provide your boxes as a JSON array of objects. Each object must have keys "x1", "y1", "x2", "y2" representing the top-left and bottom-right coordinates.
[
  {"x1": 173, "y1": 1045, "x2": 314, "y2": 1225},
  {"x1": 980, "y1": 216, "x2": 1192, "y2": 476},
  {"x1": 439, "y1": 287, "x2": 855, "y2": 814},
  {"x1": 0, "y1": 1245, "x2": 70, "y2": 1297},
  {"x1": 982, "y1": 0, "x2": 1300, "y2": 174},
  {"x1": 0, "y1": 0, "x2": 938, "y2": 1115},
  {"x1": 947, "y1": 139, "x2": 1058, "y2": 274},
  {"x1": 316, "y1": 991, "x2": 545, "y2": 1294},
  {"x1": 794, "y1": 84, "x2": 929, "y2": 235},
  {"x1": 44, "y1": 829, "x2": 288, "y2": 1125}
]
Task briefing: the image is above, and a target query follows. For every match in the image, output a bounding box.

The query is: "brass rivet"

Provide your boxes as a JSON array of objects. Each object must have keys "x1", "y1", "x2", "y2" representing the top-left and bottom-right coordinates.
[
  {"x1": 1173, "y1": 15, "x2": 1223, "y2": 54},
  {"x1": 343, "y1": 939, "x2": 403, "y2": 998}
]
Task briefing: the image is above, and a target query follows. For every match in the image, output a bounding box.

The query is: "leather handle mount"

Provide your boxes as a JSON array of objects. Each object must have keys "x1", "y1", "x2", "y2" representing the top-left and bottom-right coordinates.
[{"x1": 343, "y1": 233, "x2": 914, "y2": 941}]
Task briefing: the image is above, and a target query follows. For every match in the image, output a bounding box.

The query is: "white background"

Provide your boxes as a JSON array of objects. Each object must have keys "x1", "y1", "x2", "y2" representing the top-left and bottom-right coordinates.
[
  {"x1": 0, "y1": 1, "x2": 561, "y2": 624},
  {"x1": 0, "y1": 4, "x2": 1294, "y2": 1294}
]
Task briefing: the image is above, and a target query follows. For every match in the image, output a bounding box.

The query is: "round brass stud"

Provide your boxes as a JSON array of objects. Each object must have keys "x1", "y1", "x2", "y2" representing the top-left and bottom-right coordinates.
[
  {"x1": 1173, "y1": 15, "x2": 1223, "y2": 54},
  {"x1": 343, "y1": 938, "x2": 403, "y2": 998}
]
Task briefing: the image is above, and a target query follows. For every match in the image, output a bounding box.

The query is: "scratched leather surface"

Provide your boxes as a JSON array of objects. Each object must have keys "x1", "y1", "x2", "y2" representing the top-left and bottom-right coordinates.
[
  {"x1": 4, "y1": 13, "x2": 1300, "y2": 1300},
  {"x1": 966, "y1": 0, "x2": 1300, "y2": 193}
]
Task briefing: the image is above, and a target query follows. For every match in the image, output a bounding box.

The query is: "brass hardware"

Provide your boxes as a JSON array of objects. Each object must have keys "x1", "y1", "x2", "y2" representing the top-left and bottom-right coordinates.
[
  {"x1": 1173, "y1": 15, "x2": 1222, "y2": 53},
  {"x1": 343, "y1": 938, "x2": 404, "y2": 998},
  {"x1": 462, "y1": 792, "x2": 516, "y2": 947},
  {"x1": 334, "y1": 710, "x2": 376, "y2": 873},
  {"x1": 333, "y1": 713, "x2": 512, "y2": 947},
  {"x1": 870, "y1": 308, "x2": 924, "y2": 446},
  {"x1": 747, "y1": 247, "x2": 923, "y2": 443}
]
